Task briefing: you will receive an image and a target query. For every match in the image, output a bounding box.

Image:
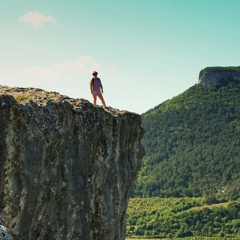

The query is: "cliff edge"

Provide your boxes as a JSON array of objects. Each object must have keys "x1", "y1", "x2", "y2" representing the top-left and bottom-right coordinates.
[
  {"x1": 0, "y1": 86, "x2": 144, "y2": 240},
  {"x1": 198, "y1": 66, "x2": 240, "y2": 84}
]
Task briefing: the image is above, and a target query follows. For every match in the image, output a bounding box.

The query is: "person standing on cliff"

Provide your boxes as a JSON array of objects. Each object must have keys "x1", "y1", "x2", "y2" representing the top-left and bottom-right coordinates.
[{"x1": 90, "y1": 71, "x2": 109, "y2": 110}]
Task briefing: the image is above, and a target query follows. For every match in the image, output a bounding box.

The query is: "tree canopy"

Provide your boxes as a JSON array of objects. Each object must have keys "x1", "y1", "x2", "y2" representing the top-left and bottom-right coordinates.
[{"x1": 199, "y1": 66, "x2": 240, "y2": 76}]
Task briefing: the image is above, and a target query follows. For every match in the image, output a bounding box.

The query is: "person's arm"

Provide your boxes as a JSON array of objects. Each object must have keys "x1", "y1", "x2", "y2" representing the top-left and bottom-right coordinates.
[
  {"x1": 100, "y1": 83, "x2": 103, "y2": 93},
  {"x1": 90, "y1": 79, "x2": 93, "y2": 93}
]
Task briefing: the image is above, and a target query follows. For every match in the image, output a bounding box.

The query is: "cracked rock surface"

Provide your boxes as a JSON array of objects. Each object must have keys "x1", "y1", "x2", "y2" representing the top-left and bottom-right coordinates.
[
  {"x1": 0, "y1": 86, "x2": 144, "y2": 240},
  {"x1": 0, "y1": 217, "x2": 12, "y2": 240}
]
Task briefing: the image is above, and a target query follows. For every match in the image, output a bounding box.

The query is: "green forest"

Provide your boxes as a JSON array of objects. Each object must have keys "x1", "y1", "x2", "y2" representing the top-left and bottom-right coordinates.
[
  {"x1": 131, "y1": 77, "x2": 240, "y2": 200},
  {"x1": 199, "y1": 66, "x2": 240, "y2": 76},
  {"x1": 126, "y1": 197, "x2": 240, "y2": 239}
]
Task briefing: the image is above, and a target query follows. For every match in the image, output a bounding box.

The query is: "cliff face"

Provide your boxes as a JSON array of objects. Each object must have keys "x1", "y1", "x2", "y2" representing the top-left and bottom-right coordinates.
[
  {"x1": 0, "y1": 86, "x2": 144, "y2": 240},
  {"x1": 198, "y1": 68, "x2": 240, "y2": 84}
]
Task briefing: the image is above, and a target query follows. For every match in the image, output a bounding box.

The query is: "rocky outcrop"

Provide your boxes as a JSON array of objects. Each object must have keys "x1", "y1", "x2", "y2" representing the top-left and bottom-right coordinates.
[
  {"x1": 0, "y1": 218, "x2": 12, "y2": 240},
  {"x1": 0, "y1": 86, "x2": 144, "y2": 240},
  {"x1": 198, "y1": 67, "x2": 240, "y2": 84}
]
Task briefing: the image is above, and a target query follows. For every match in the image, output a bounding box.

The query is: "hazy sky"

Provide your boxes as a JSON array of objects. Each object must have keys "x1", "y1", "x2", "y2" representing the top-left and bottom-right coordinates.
[{"x1": 1, "y1": 0, "x2": 240, "y2": 113}]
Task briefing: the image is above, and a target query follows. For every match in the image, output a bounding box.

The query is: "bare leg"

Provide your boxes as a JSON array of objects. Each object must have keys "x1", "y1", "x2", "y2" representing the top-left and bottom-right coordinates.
[
  {"x1": 96, "y1": 94, "x2": 107, "y2": 108},
  {"x1": 92, "y1": 94, "x2": 97, "y2": 106}
]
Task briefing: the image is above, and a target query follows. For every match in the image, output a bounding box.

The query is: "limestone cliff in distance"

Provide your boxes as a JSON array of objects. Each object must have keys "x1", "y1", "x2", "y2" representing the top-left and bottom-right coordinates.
[
  {"x1": 198, "y1": 66, "x2": 240, "y2": 84},
  {"x1": 0, "y1": 86, "x2": 144, "y2": 240}
]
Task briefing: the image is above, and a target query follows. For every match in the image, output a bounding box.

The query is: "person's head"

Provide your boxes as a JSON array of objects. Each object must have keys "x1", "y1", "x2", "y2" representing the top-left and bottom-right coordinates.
[{"x1": 92, "y1": 71, "x2": 98, "y2": 77}]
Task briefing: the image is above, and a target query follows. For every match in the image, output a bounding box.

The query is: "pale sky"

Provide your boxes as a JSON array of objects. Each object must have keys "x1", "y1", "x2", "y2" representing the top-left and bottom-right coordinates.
[{"x1": 1, "y1": 0, "x2": 240, "y2": 113}]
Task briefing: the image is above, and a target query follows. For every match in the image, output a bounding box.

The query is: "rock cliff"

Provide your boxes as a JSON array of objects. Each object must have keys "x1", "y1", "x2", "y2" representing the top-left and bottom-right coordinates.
[
  {"x1": 198, "y1": 66, "x2": 240, "y2": 84},
  {"x1": 0, "y1": 86, "x2": 144, "y2": 240}
]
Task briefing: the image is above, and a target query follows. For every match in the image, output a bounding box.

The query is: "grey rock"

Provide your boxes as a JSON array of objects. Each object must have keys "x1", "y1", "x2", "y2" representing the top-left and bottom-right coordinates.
[
  {"x1": 0, "y1": 218, "x2": 13, "y2": 240},
  {"x1": 0, "y1": 86, "x2": 144, "y2": 240},
  {"x1": 198, "y1": 70, "x2": 240, "y2": 84}
]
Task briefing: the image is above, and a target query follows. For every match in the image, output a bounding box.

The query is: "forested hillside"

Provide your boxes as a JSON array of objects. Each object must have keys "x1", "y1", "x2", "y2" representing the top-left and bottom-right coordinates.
[{"x1": 132, "y1": 78, "x2": 240, "y2": 200}]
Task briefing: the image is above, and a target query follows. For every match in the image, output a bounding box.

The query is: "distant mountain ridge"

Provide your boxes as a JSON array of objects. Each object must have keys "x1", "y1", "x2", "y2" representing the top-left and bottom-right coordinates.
[
  {"x1": 132, "y1": 75, "x2": 240, "y2": 200},
  {"x1": 198, "y1": 66, "x2": 240, "y2": 84}
]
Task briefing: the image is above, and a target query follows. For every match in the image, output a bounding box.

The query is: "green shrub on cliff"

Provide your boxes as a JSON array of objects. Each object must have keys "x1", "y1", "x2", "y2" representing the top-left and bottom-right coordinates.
[
  {"x1": 200, "y1": 66, "x2": 240, "y2": 76},
  {"x1": 15, "y1": 95, "x2": 32, "y2": 102}
]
